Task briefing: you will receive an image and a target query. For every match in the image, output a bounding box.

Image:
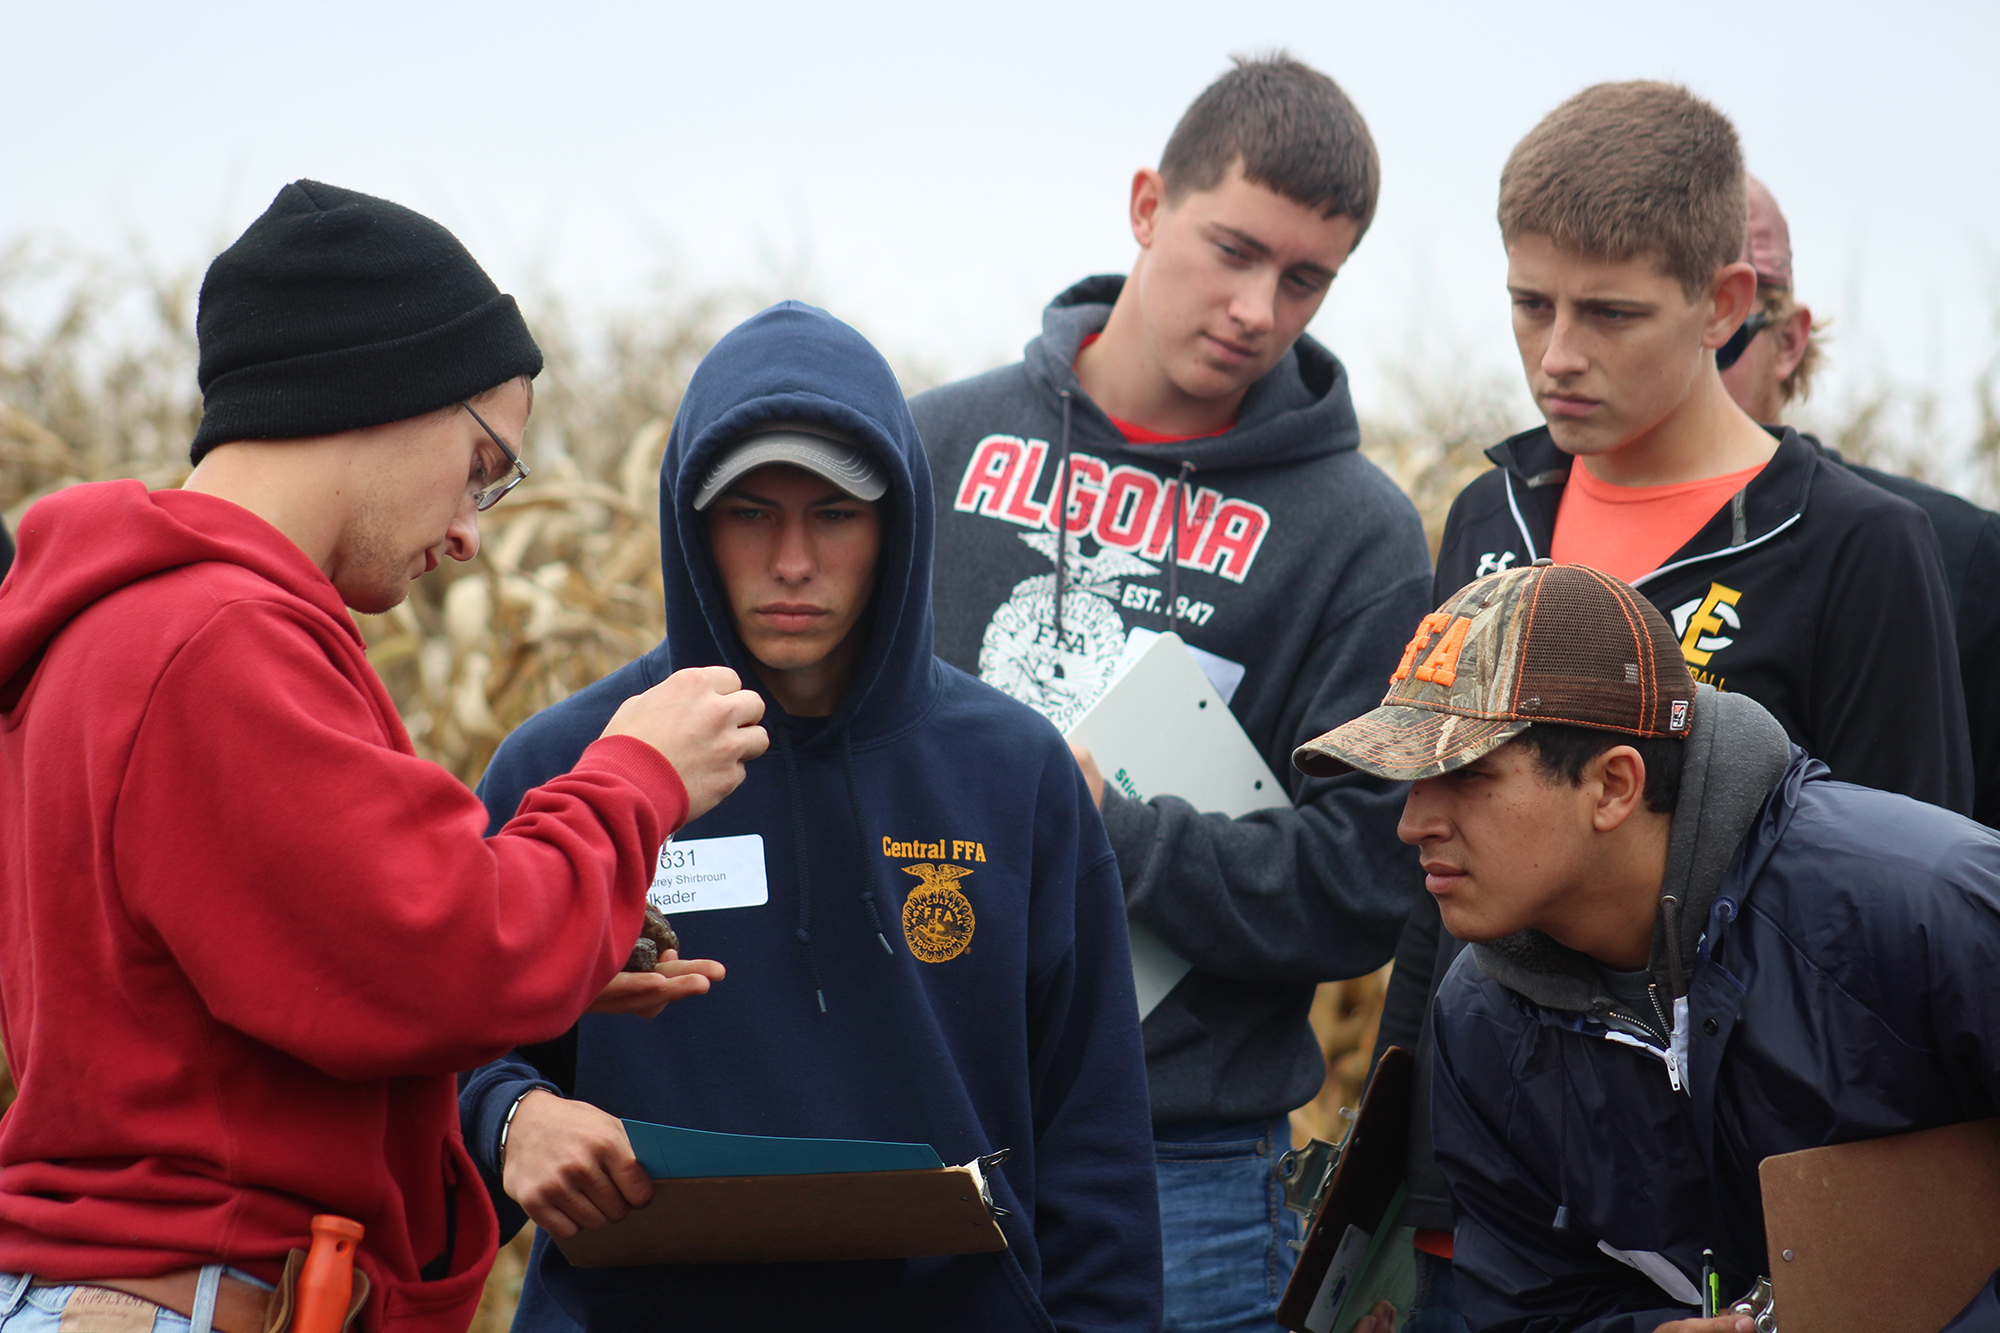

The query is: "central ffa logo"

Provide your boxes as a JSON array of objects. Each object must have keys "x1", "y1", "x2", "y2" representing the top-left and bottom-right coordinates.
[{"x1": 901, "y1": 862, "x2": 976, "y2": 963}]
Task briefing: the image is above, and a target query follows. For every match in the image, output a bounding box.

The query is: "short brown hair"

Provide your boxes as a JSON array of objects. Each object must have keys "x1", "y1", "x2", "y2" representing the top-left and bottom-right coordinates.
[
  {"x1": 1160, "y1": 53, "x2": 1381, "y2": 240},
  {"x1": 1499, "y1": 81, "x2": 1746, "y2": 299}
]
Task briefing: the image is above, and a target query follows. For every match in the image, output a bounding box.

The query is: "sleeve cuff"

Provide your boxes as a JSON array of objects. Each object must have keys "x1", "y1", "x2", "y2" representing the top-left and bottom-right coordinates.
[
  {"x1": 575, "y1": 734, "x2": 691, "y2": 836},
  {"x1": 487, "y1": 1078, "x2": 560, "y2": 1169}
]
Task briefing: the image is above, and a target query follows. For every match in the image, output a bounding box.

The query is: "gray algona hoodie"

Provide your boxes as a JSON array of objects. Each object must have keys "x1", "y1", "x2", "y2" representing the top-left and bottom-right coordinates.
[{"x1": 912, "y1": 276, "x2": 1434, "y2": 1125}]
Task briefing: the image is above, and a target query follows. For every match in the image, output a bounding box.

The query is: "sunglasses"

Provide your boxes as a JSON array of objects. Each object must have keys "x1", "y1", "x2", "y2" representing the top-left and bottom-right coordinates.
[{"x1": 1716, "y1": 310, "x2": 1774, "y2": 372}]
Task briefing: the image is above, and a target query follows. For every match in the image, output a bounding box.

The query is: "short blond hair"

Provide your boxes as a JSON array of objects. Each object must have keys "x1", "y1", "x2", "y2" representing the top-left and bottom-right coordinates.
[{"x1": 1500, "y1": 81, "x2": 1746, "y2": 299}]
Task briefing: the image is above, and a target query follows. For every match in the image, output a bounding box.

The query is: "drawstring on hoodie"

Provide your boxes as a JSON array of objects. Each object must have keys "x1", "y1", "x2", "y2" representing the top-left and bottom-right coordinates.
[
  {"x1": 1552, "y1": 1039, "x2": 1573, "y2": 1230},
  {"x1": 1660, "y1": 894, "x2": 1688, "y2": 1000},
  {"x1": 776, "y1": 734, "x2": 829, "y2": 1014},
  {"x1": 1167, "y1": 460, "x2": 1194, "y2": 625},
  {"x1": 1048, "y1": 396, "x2": 1193, "y2": 634},
  {"x1": 841, "y1": 736, "x2": 896, "y2": 956},
  {"x1": 1053, "y1": 391, "x2": 1074, "y2": 659},
  {"x1": 777, "y1": 724, "x2": 902, "y2": 1013}
]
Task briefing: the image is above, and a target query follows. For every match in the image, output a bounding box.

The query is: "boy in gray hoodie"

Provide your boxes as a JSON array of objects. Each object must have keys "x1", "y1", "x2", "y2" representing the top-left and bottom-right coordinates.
[{"x1": 912, "y1": 54, "x2": 1431, "y2": 1332}]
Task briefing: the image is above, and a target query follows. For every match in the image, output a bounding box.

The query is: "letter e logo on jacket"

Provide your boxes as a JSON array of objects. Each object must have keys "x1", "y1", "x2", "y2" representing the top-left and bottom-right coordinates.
[{"x1": 1671, "y1": 583, "x2": 1744, "y2": 667}]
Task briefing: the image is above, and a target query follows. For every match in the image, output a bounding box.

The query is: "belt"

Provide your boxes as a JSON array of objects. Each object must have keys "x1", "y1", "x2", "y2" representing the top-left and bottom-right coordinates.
[{"x1": 31, "y1": 1272, "x2": 273, "y2": 1333}]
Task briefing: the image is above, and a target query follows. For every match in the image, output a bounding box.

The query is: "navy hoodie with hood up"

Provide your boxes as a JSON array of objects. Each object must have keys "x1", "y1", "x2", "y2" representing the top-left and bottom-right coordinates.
[{"x1": 460, "y1": 303, "x2": 1162, "y2": 1333}]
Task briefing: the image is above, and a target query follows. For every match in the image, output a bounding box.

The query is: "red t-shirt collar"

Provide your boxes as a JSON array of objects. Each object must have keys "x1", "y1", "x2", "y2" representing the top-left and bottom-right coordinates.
[{"x1": 1075, "y1": 333, "x2": 1236, "y2": 444}]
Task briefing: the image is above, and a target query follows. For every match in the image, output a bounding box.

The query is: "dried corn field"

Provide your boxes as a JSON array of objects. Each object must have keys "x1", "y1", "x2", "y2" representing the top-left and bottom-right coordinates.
[{"x1": 2, "y1": 247, "x2": 1995, "y2": 1323}]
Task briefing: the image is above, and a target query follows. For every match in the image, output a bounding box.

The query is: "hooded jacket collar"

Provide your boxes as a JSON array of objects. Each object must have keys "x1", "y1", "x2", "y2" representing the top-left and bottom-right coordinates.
[
  {"x1": 1484, "y1": 426, "x2": 1820, "y2": 586},
  {"x1": 1471, "y1": 686, "x2": 1794, "y2": 1016},
  {"x1": 1019, "y1": 274, "x2": 1361, "y2": 470},
  {"x1": 657, "y1": 301, "x2": 938, "y2": 751},
  {"x1": 1, "y1": 481, "x2": 354, "y2": 707}
]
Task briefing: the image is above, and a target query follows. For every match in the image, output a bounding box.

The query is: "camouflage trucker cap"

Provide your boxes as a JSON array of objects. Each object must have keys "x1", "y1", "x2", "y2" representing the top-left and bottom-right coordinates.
[{"x1": 1293, "y1": 561, "x2": 1697, "y2": 781}]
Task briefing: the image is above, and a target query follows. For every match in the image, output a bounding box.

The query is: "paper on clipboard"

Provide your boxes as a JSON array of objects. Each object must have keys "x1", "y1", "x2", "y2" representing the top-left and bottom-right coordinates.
[
  {"x1": 620, "y1": 1119, "x2": 944, "y2": 1179},
  {"x1": 1064, "y1": 631, "x2": 1290, "y2": 1018},
  {"x1": 552, "y1": 1120, "x2": 1011, "y2": 1267},
  {"x1": 1276, "y1": 1047, "x2": 1417, "y2": 1333}
]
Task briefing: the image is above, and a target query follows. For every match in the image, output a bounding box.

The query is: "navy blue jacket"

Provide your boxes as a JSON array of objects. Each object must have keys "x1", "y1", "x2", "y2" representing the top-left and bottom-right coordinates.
[
  {"x1": 1431, "y1": 747, "x2": 2000, "y2": 1332},
  {"x1": 459, "y1": 303, "x2": 1162, "y2": 1333}
]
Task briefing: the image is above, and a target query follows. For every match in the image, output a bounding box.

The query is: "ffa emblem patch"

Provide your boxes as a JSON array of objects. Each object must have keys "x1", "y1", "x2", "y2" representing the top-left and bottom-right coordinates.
[{"x1": 901, "y1": 862, "x2": 976, "y2": 963}]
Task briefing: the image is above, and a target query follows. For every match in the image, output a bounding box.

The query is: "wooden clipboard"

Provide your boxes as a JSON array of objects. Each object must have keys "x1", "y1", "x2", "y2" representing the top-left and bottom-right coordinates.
[
  {"x1": 1761, "y1": 1117, "x2": 2000, "y2": 1333},
  {"x1": 552, "y1": 1163, "x2": 1008, "y2": 1267},
  {"x1": 1276, "y1": 1046, "x2": 1415, "y2": 1332}
]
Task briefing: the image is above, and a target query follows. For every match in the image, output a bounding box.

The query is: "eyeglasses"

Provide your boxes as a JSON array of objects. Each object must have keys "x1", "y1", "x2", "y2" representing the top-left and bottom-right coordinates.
[
  {"x1": 1715, "y1": 310, "x2": 1774, "y2": 372},
  {"x1": 459, "y1": 401, "x2": 530, "y2": 511}
]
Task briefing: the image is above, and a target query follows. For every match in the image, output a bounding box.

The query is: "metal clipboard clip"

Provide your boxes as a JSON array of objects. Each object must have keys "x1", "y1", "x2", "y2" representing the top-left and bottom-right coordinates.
[
  {"x1": 1276, "y1": 1105, "x2": 1358, "y2": 1249},
  {"x1": 964, "y1": 1148, "x2": 1013, "y2": 1219}
]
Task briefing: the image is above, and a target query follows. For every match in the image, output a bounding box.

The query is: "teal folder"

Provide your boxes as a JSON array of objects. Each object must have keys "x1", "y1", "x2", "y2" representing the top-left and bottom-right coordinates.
[{"x1": 619, "y1": 1119, "x2": 945, "y2": 1180}]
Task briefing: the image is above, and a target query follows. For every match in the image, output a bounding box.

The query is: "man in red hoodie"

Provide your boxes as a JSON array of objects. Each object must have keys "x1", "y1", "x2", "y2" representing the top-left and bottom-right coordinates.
[{"x1": 0, "y1": 182, "x2": 767, "y2": 1333}]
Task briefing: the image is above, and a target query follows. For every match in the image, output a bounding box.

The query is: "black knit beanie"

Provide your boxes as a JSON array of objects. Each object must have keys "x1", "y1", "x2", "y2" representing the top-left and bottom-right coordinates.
[{"x1": 189, "y1": 180, "x2": 544, "y2": 463}]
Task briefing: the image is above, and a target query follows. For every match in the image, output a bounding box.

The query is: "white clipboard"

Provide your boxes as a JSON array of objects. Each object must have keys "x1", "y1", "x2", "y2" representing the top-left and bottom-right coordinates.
[{"x1": 1064, "y1": 632, "x2": 1291, "y2": 1018}]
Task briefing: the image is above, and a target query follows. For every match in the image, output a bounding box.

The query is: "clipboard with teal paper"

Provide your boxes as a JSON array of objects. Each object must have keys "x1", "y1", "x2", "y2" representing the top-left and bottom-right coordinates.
[
  {"x1": 557, "y1": 1122, "x2": 1007, "y2": 1267},
  {"x1": 620, "y1": 1119, "x2": 944, "y2": 1179}
]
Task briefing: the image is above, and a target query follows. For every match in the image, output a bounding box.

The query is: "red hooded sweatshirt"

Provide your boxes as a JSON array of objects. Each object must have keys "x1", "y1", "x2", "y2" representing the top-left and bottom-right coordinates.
[{"x1": 0, "y1": 481, "x2": 684, "y2": 1333}]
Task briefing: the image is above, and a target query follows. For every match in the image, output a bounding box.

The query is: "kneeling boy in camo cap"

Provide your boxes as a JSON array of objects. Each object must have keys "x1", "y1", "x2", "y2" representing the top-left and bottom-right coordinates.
[{"x1": 1295, "y1": 561, "x2": 2000, "y2": 1332}]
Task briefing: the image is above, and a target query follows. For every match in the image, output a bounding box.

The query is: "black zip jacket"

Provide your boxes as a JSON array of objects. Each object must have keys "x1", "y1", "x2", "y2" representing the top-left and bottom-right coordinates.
[
  {"x1": 1438, "y1": 424, "x2": 1971, "y2": 808},
  {"x1": 1377, "y1": 424, "x2": 1975, "y2": 1233},
  {"x1": 1832, "y1": 452, "x2": 2000, "y2": 828}
]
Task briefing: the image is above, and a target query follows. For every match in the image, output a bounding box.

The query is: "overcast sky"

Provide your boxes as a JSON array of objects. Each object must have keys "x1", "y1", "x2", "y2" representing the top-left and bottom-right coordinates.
[{"x1": 5, "y1": 0, "x2": 1997, "y2": 444}]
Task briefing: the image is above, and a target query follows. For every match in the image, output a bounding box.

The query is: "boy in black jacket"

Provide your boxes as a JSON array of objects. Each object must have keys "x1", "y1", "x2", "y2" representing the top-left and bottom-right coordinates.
[
  {"x1": 912, "y1": 55, "x2": 1431, "y2": 1333},
  {"x1": 1372, "y1": 82, "x2": 1972, "y2": 1330},
  {"x1": 1718, "y1": 175, "x2": 2000, "y2": 829}
]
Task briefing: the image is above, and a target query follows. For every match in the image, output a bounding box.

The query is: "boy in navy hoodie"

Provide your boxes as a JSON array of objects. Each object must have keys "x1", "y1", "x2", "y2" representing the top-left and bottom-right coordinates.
[
  {"x1": 460, "y1": 302, "x2": 1161, "y2": 1333},
  {"x1": 912, "y1": 54, "x2": 1430, "y2": 1332}
]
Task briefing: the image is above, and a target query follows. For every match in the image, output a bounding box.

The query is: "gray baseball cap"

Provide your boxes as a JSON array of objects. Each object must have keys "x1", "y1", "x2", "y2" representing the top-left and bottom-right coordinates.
[{"x1": 691, "y1": 421, "x2": 888, "y2": 511}]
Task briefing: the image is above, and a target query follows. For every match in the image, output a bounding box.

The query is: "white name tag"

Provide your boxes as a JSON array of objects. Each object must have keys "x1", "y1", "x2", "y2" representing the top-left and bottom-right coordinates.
[{"x1": 646, "y1": 834, "x2": 768, "y2": 914}]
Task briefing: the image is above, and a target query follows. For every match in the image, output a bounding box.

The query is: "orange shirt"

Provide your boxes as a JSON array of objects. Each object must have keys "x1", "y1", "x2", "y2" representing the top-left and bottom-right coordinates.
[{"x1": 1551, "y1": 460, "x2": 1767, "y2": 583}]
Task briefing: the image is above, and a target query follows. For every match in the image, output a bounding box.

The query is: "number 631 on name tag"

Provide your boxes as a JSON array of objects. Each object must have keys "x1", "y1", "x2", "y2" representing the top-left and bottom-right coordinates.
[{"x1": 646, "y1": 833, "x2": 769, "y2": 914}]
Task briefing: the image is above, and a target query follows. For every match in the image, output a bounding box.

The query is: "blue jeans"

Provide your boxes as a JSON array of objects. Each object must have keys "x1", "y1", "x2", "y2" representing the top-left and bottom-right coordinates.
[
  {"x1": 1155, "y1": 1117, "x2": 1301, "y2": 1333},
  {"x1": 1403, "y1": 1249, "x2": 1469, "y2": 1333},
  {"x1": 0, "y1": 1269, "x2": 267, "y2": 1333}
]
